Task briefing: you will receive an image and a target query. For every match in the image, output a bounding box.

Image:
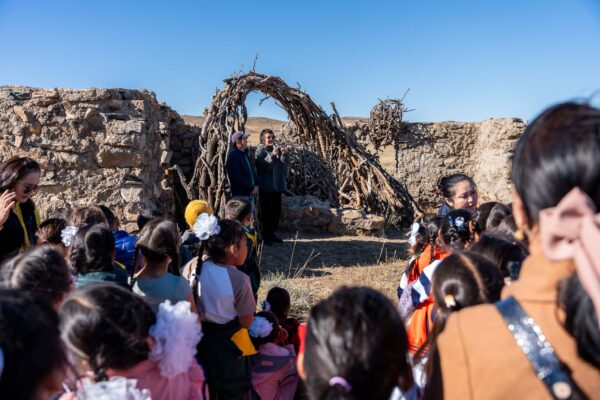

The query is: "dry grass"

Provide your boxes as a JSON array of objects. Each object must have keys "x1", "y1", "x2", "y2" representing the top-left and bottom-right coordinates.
[
  {"x1": 256, "y1": 230, "x2": 409, "y2": 322},
  {"x1": 181, "y1": 114, "x2": 408, "y2": 319}
]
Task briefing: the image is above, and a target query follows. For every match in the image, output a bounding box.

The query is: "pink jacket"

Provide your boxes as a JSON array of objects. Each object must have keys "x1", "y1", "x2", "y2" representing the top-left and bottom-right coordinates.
[
  {"x1": 109, "y1": 359, "x2": 208, "y2": 400},
  {"x1": 252, "y1": 343, "x2": 299, "y2": 400}
]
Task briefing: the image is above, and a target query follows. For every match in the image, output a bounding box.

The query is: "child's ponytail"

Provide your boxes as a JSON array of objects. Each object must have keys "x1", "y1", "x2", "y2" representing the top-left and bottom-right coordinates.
[{"x1": 415, "y1": 252, "x2": 504, "y2": 371}]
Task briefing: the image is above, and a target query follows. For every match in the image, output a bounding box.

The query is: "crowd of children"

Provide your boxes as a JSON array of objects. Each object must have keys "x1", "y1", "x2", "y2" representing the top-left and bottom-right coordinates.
[{"x1": 0, "y1": 99, "x2": 600, "y2": 400}]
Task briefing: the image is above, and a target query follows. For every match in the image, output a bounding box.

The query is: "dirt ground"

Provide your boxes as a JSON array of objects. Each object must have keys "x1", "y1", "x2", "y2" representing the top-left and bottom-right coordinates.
[{"x1": 256, "y1": 229, "x2": 409, "y2": 321}]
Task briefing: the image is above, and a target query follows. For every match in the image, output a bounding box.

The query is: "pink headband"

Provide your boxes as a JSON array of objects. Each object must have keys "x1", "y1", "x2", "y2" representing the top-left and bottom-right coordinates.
[
  {"x1": 539, "y1": 187, "x2": 600, "y2": 328},
  {"x1": 329, "y1": 376, "x2": 351, "y2": 392}
]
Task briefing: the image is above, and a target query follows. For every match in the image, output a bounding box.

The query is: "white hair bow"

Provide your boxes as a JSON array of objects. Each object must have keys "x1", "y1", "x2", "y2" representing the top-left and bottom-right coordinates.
[
  {"x1": 248, "y1": 316, "x2": 273, "y2": 338},
  {"x1": 61, "y1": 226, "x2": 79, "y2": 247},
  {"x1": 407, "y1": 223, "x2": 420, "y2": 247},
  {"x1": 193, "y1": 213, "x2": 220, "y2": 240},
  {"x1": 149, "y1": 300, "x2": 203, "y2": 378}
]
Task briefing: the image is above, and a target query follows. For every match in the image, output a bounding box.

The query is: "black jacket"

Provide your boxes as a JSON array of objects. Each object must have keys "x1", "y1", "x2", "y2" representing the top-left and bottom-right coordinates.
[
  {"x1": 226, "y1": 148, "x2": 258, "y2": 196},
  {"x1": 255, "y1": 144, "x2": 288, "y2": 193},
  {"x1": 0, "y1": 199, "x2": 39, "y2": 262}
]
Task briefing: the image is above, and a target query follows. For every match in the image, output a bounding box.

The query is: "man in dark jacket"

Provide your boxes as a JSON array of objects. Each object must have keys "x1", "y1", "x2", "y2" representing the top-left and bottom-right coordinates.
[{"x1": 226, "y1": 131, "x2": 258, "y2": 214}]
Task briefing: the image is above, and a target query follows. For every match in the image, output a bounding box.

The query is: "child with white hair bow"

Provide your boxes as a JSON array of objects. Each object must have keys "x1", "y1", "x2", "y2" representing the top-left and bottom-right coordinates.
[{"x1": 249, "y1": 311, "x2": 299, "y2": 400}]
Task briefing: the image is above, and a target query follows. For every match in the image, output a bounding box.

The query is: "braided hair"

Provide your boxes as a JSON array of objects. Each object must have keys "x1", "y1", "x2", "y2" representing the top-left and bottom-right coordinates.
[{"x1": 59, "y1": 284, "x2": 155, "y2": 381}]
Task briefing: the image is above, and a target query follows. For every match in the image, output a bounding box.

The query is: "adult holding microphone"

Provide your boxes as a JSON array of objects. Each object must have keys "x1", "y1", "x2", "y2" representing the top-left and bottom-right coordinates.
[{"x1": 255, "y1": 129, "x2": 288, "y2": 245}]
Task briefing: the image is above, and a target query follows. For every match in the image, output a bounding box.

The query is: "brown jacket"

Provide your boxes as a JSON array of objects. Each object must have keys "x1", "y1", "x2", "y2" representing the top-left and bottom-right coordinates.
[{"x1": 425, "y1": 240, "x2": 600, "y2": 399}]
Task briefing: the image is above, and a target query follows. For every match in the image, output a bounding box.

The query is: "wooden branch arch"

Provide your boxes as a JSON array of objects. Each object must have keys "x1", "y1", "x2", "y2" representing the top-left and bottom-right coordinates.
[{"x1": 180, "y1": 71, "x2": 417, "y2": 224}]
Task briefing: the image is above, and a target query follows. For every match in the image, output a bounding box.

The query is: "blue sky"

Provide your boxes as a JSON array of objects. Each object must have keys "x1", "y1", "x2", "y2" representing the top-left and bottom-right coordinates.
[{"x1": 1, "y1": 0, "x2": 599, "y2": 122}]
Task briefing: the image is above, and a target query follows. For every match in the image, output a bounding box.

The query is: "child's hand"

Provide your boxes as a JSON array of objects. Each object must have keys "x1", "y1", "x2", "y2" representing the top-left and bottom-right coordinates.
[{"x1": 0, "y1": 190, "x2": 16, "y2": 228}]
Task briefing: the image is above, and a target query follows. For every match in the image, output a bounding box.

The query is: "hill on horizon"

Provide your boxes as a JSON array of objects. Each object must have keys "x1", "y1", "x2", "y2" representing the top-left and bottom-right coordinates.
[{"x1": 182, "y1": 115, "x2": 367, "y2": 145}]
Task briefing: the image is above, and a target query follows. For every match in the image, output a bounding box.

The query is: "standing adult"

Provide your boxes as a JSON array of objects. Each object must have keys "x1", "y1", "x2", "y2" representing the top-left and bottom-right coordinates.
[
  {"x1": 436, "y1": 173, "x2": 478, "y2": 216},
  {"x1": 0, "y1": 156, "x2": 41, "y2": 262},
  {"x1": 226, "y1": 130, "x2": 258, "y2": 213},
  {"x1": 255, "y1": 129, "x2": 288, "y2": 245},
  {"x1": 424, "y1": 102, "x2": 600, "y2": 399}
]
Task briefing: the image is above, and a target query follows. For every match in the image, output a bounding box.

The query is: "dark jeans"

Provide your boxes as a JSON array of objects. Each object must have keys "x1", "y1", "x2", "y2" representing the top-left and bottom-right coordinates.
[{"x1": 259, "y1": 190, "x2": 282, "y2": 237}]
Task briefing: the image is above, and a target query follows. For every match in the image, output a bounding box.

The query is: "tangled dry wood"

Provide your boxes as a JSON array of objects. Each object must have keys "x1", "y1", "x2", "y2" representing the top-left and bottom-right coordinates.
[
  {"x1": 369, "y1": 97, "x2": 411, "y2": 172},
  {"x1": 176, "y1": 72, "x2": 418, "y2": 224}
]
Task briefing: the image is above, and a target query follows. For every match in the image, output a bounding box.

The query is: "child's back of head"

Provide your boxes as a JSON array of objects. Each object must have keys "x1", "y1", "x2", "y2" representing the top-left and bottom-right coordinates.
[
  {"x1": 135, "y1": 218, "x2": 181, "y2": 275},
  {"x1": 303, "y1": 286, "x2": 411, "y2": 400},
  {"x1": 225, "y1": 198, "x2": 252, "y2": 225},
  {"x1": 264, "y1": 286, "x2": 291, "y2": 320},
  {"x1": 1, "y1": 246, "x2": 72, "y2": 308},
  {"x1": 35, "y1": 217, "x2": 67, "y2": 246},
  {"x1": 440, "y1": 209, "x2": 474, "y2": 252},
  {"x1": 195, "y1": 217, "x2": 246, "y2": 264},
  {"x1": 0, "y1": 288, "x2": 67, "y2": 400},
  {"x1": 69, "y1": 206, "x2": 109, "y2": 228},
  {"x1": 69, "y1": 224, "x2": 115, "y2": 274},
  {"x1": 59, "y1": 284, "x2": 156, "y2": 380},
  {"x1": 249, "y1": 310, "x2": 282, "y2": 348},
  {"x1": 470, "y1": 234, "x2": 528, "y2": 280}
]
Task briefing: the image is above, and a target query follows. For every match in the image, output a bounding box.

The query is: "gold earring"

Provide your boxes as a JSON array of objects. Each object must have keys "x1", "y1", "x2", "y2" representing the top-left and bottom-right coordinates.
[{"x1": 515, "y1": 228, "x2": 525, "y2": 241}]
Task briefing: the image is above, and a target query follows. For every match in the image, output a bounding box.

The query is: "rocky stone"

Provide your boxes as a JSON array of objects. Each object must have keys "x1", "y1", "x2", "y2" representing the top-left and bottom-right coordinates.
[
  {"x1": 396, "y1": 118, "x2": 526, "y2": 212},
  {"x1": 0, "y1": 86, "x2": 200, "y2": 231},
  {"x1": 279, "y1": 195, "x2": 385, "y2": 236}
]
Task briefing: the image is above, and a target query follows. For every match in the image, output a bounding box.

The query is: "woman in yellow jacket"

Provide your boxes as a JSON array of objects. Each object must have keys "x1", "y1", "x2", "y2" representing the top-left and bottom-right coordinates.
[{"x1": 0, "y1": 157, "x2": 41, "y2": 262}]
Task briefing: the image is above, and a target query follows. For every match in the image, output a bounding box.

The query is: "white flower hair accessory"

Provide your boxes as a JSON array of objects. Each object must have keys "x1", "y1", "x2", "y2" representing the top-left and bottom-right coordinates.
[
  {"x1": 61, "y1": 226, "x2": 79, "y2": 247},
  {"x1": 193, "y1": 213, "x2": 220, "y2": 240},
  {"x1": 149, "y1": 300, "x2": 203, "y2": 378},
  {"x1": 78, "y1": 377, "x2": 151, "y2": 400},
  {"x1": 262, "y1": 300, "x2": 271, "y2": 312},
  {"x1": 407, "y1": 222, "x2": 420, "y2": 247},
  {"x1": 248, "y1": 316, "x2": 273, "y2": 338}
]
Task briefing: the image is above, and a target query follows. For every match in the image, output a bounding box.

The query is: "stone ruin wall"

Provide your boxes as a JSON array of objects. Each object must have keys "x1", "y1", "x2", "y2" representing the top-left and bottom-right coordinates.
[
  {"x1": 0, "y1": 86, "x2": 525, "y2": 231},
  {"x1": 397, "y1": 118, "x2": 526, "y2": 213},
  {"x1": 0, "y1": 86, "x2": 199, "y2": 231}
]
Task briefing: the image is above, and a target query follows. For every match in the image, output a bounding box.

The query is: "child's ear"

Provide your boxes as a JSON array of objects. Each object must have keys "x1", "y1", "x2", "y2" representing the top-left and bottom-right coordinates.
[{"x1": 511, "y1": 188, "x2": 528, "y2": 229}]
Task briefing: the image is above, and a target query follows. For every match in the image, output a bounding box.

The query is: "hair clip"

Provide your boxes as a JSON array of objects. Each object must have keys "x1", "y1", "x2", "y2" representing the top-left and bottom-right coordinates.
[
  {"x1": 448, "y1": 216, "x2": 466, "y2": 232},
  {"x1": 444, "y1": 294, "x2": 457, "y2": 308},
  {"x1": 329, "y1": 376, "x2": 352, "y2": 392}
]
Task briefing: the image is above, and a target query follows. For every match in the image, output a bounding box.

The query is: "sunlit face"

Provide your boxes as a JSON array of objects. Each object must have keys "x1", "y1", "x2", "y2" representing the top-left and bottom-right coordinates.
[
  {"x1": 236, "y1": 137, "x2": 248, "y2": 151},
  {"x1": 263, "y1": 133, "x2": 275, "y2": 146},
  {"x1": 14, "y1": 171, "x2": 41, "y2": 204},
  {"x1": 446, "y1": 180, "x2": 478, "y2": 214}
]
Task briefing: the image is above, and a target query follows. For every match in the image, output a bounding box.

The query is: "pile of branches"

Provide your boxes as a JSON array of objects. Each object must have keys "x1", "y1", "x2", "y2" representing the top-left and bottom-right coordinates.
[
  {"x1": 177, "y1": 72, "x2": 417, "y2": 223},
  {"x1": 369, "y1": 98, "x2": 411, "y2": 172}
]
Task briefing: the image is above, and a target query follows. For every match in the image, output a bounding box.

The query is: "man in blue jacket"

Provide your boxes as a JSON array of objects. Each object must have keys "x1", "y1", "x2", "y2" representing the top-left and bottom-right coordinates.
[{"x1": 226, "y1": 131, "x2": 258, "y2": 214}]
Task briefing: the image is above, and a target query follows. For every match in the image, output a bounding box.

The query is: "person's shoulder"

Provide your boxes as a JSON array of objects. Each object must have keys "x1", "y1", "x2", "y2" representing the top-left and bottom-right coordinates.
[{"x1": 440, "y1": 302, "x2": 506, "y2": 350}]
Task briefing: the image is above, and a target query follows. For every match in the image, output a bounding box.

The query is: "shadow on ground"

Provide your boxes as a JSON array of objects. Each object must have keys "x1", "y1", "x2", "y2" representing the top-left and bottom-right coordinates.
[{"x1": 258, "y1": 229, "x2": 409, "y2": 277}]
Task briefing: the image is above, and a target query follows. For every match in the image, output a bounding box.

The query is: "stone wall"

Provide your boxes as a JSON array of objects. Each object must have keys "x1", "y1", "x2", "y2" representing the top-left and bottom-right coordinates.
[
  {"x1": 396, "y1": 118, "x2": 526, "y2": 212},
  {"x1": 0, "y1": 86, "x2": 199, "y2": 231},
  {"x1": 0, "y1": 85, "x2": 525, "y2": 232}
]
